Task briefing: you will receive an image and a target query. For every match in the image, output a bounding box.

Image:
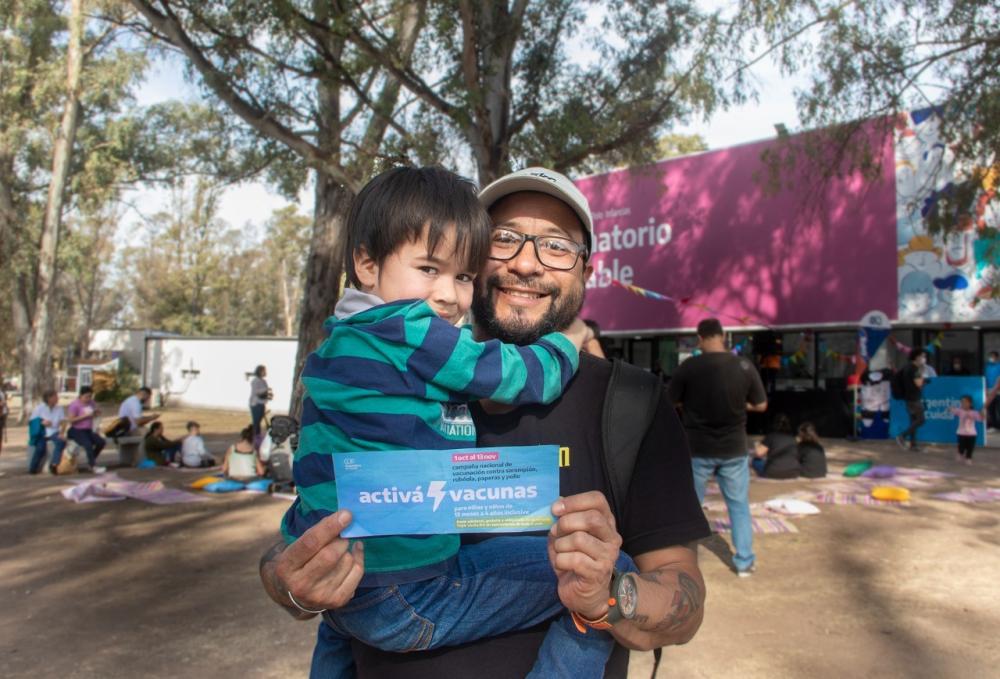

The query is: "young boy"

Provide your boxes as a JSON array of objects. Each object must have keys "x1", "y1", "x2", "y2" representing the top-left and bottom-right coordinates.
[
  {"x1": 281, "y1": 166, "x2": 631, "y2": 677},
  {"x1": 181, "y1": 421, "x2": 216, "y2": 468}
]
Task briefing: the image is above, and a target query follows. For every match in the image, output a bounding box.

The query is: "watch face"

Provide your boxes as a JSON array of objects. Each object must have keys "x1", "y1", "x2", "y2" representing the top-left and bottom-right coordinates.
[{"x1": 617, "y1": 574, "x2": 638, "y2": 619}]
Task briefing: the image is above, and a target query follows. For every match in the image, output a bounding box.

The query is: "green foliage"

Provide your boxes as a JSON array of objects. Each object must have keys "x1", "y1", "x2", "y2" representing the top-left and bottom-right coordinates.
[
  {"x1": 93, "y1": 362, "x2": 139, "y2": 403},
  {"x1": 734, "y1": 0, "x2": 1000, "y2": 232},
  {"x1": 123, "y1": 178, "x2": 311, "y2": 336}
]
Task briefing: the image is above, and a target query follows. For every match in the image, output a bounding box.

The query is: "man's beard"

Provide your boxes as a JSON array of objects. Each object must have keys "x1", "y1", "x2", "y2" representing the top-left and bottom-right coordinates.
[{"x1": 471, "y1": 272, "x2": 584, "y2": 345}]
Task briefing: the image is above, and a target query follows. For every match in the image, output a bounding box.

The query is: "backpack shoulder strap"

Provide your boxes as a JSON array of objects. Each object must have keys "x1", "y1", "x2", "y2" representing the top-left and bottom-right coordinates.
[{"x1": 601, "y1": 359, "x2": 663, "y2": 521}]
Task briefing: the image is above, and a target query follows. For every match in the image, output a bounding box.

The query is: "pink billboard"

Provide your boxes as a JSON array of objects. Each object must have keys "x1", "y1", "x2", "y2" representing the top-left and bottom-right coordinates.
[{"x1": 576, "y1": 126, "x2": 898, "y2": 333}]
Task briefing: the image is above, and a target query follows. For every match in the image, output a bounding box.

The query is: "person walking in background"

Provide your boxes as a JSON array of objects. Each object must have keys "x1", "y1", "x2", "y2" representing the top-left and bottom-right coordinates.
[
  {"x1": 29, "y1": 389, "x2": 67, "y2": 474},
  {"x1": 796, "y1": 422, "x2": 827, "y2": 478},
  {"x1": 66, "y1": 386, "x2": 106, "y2": 473},
  {"x1": 950, "y1": 395, "x2": 984, "y2": 466},
  {"x1": 667, "y1": 318, "x2": 767, "y2": 577},
  {"x1": 896, "y1": 348, "x2": 928, "y2": 452},
  {"x1": 985, "y1": 351, "x2": 1000, "y2": 429},
  {"x1": 248, "y1": 365, "x2": 271, "y2": 444}
]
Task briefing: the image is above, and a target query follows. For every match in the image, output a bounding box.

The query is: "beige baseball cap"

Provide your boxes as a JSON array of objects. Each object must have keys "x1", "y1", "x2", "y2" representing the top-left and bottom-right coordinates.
[{"x1": 478, "y1": 167, "x2": 594, "y2": 251}]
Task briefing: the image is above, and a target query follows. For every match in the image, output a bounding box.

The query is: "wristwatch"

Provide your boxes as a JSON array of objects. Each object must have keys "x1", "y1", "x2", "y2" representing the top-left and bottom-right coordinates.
[
  {"x1": 570, "y1": 568, "x2": 639, "y2": 633},
  {"x1": 607, "y1": 569, "x2": 639, "y2": 623}
]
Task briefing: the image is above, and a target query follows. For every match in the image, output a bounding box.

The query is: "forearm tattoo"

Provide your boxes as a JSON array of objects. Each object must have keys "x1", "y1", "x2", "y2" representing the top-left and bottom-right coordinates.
[{"x1": 636, "y1": 570, "x2": 702, "y2": 634}]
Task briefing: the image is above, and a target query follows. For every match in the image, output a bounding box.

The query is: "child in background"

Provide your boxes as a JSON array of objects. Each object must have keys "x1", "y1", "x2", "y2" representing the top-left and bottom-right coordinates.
[
  {"x1": 950, "y1": 395, "x2": 984, "y2": 465},
  {"x1": 181, "y1": 421, "x2": 216, "y2": 468},
  {"x1": 281, "y1": 166, "x2": 628, "y2": 679},
  {"x1": 796, "y1": 422, "x2": 827, "y2": 478}
]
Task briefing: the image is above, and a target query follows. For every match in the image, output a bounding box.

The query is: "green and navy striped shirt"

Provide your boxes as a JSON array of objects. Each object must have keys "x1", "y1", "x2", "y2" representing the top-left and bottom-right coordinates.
[{"x1": 280, "y1": 289, "x2": 579, "y2": 581}]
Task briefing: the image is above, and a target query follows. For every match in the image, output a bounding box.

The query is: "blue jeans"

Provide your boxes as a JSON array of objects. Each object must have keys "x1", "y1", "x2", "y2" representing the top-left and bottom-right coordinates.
[
  {"x1": 30, "y1": 434, "x2": 66, "y2": 473},
  {"x1": 309, "y1": 536, "x2": 636, "y2": 679},
  {"x1": 68, "y1": 428, "x2": 106, "y2": 467},
  {"x1": 691, "y1": 455, "x2": 755, "y2": 572}
]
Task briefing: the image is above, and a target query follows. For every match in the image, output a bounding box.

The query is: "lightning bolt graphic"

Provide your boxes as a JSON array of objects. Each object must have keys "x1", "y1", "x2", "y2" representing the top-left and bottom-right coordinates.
[{"x1": 427, "y1": 480, "x2": 447, "y2": 512}]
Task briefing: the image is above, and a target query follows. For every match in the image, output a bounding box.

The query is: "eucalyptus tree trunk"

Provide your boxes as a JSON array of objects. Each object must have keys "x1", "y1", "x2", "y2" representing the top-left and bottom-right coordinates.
[{"x1": 18, "y1": 0, "x2": 85, "y2": 415}]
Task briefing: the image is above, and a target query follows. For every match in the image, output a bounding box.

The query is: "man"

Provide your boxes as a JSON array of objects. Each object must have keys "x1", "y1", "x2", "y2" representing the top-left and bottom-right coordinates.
[
  {"x1": 896, "y1": 348, "x2": 928, "y2": 452},
  {"x1": 29, "y1": 389, "x2": 67, "y2": 474},
  {"x1": 260, "y1": 167, "x2": 711, "y2": 678},
  {"x1": 117, "y1": 386, "x2": 159, "y2": 434},
  {"x1": 986, "y1": 351, "x2": 1000, "y2": 429},
  {"x1": 666, "y1": 319, "x2": 767, "y2": 577},
  {"x1": 66, "y1": 386, "x2": 107, "y2": 473}
]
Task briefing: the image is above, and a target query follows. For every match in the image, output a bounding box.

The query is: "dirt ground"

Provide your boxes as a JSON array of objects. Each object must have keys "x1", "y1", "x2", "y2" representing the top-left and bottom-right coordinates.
[{"x1": 1, "y1": 406, "x2": 998, "y2": 678}]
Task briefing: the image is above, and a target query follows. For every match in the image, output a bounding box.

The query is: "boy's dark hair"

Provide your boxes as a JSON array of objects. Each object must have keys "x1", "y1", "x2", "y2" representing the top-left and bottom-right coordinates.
[
  {"x1": 696, "y1": 318, "x2": 724, "y2": 338},
  {"x1": 79, "y1": 385, "x2": 93, "y2": 396},
  {"x1": 254, "y1": 365, "x2": 266, "y2": 378},
  {"x1": 583, "y1": 319, "x2": 601, "y2": 338},
  {"x1": 138, "y1": 386, "x2": 152, "y2": 396},
  {"x1": 187, "y1": 420, "x2": 199, "y2": 431},
  {"x1": 960, "y1": 394, "x2": 973, "y2": 405},
  {"x1": 344, "y1": 166, "x2": 492, "y2": 287},
  {"x1": 909, "y1": 348, "x2": 926, "y2": 362}
]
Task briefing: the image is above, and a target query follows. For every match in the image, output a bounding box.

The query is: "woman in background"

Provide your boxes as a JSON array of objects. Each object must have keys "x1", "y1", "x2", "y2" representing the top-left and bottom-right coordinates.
[
  {"x1": 223, "y1": 425, "x2": 265, "y2": 480},
  {"x1": 796, "y1": 422, "x2": 827, "y2": 478},
  {"x1": 248, "y1": 365, "x2": 271, "y2": 445}
]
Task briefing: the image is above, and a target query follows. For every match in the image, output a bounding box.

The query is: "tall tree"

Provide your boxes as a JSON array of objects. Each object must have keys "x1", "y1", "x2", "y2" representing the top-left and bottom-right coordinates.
[
  {"x1": 735, "y1": 0, "x2": 999, "y2": 229},
  {"x1": 1, "y1": 0, "x2": 158, "y2": 411},
  {"x1": 126, "y1": 1, "x2": 737, "y2": 414}
]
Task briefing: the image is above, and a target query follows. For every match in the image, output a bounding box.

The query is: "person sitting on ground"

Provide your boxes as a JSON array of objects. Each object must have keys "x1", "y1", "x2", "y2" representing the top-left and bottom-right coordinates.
[
  {"x1": 180, "y1": 421, "x2": 216, "y2": 468},
  {"x1": 796, "y1": 421, "x2": 827, "y2": 478},
  {"x1": 222, "y1": 425, "x2": 264, "y2": 480},
  {"x1": 752, "y1": 413, "x2": 800, "y2": 479},
  {"x1": 143, "y1": 421, "x2": 183, "y2": 466}
]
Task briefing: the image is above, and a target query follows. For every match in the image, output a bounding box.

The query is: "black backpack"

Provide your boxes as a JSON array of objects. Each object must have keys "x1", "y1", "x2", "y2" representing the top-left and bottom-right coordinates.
[{"x1": 601, "y1": 359, "x2": 663, "y2": 522}]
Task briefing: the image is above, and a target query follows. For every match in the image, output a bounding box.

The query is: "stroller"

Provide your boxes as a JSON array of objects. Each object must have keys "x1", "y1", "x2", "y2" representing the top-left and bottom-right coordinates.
[{"x1": 258, "y1": 414, "x2": 298, "y2": 494}]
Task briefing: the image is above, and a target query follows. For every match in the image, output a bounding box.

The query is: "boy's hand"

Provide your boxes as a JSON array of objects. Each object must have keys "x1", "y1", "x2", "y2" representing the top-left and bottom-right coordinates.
[{"x1": 563, "y1": 317, "x2": 592, "y2": 351}]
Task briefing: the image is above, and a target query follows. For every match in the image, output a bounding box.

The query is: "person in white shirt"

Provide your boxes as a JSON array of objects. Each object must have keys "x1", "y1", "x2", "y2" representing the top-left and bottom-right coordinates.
[
  {"x1": 181, "y1": 421, "x2": 216, "y2": 468},
  {"x1": 29, "y1": 389, "x2": 67, "y2": 474},
  {"x1": 117, "y1": 387, "x2": 160, "y2": 434}
]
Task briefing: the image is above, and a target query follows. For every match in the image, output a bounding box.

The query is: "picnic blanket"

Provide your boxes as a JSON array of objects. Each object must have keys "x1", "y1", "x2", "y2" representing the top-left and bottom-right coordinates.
[
  {"x1": 62, "y1": 474, "x2": 206, "y2": 505},
  {"x1": 798, "y1": 490, "x2": 908, "y2": 506},
  {"x1": 710, "y1": 516, "x2": 799, "y2": 534},
  {"x1": 932, "y1": 487, "x2": 1000, "y2": 504}
]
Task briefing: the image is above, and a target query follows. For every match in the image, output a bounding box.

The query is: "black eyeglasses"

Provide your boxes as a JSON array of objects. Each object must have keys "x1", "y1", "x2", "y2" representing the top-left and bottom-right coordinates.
[{"x1": 489, "y1": 228, "x2": 588, "y2": 271}]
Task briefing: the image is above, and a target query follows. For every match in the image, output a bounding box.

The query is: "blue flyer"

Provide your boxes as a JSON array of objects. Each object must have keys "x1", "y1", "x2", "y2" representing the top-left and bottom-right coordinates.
[{"x1": 333, "y1": 445, "x2": 559, "y2": 538}]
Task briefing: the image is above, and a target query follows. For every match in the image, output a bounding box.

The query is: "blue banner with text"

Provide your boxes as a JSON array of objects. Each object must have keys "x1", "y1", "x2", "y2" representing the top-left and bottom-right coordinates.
[{"x1": 334, "y1": 445, "x2": 559, "y2": 538}]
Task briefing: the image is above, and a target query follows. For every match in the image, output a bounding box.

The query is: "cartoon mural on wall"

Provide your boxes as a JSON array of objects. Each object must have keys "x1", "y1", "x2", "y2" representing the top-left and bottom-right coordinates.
[{"x1": 896, "y1": 108, "x2": 1000, "y2": 322}]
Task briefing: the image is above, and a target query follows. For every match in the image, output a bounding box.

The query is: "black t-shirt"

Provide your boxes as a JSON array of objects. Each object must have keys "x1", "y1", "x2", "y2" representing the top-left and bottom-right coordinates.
[
  {"x1": 903, "y1": 363, "x2": 924, "y2": 402},
  {"x1": 350, "y1": 355, "x2": 710, "y2": 678},
  {"x1": 798, "y1": 442, "x2": 827, "y2": 478},
  {"x1": 760, "y1": 433, "x2": 799, "y2": 479},
  {"x1": 666, "y1": 352, "x2": 767, "y2": 458}
]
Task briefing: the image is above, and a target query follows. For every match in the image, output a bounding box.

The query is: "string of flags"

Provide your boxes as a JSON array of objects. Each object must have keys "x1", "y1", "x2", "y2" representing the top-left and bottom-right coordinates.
[{"x1": 610, "y1": 279, "x2": 766, "y2": 328}]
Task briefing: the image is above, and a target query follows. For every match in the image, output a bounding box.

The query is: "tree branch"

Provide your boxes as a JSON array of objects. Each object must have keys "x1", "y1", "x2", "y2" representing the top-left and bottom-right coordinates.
[{"x1": 128, "y1": 0, "x2": 358, "y2": 190}]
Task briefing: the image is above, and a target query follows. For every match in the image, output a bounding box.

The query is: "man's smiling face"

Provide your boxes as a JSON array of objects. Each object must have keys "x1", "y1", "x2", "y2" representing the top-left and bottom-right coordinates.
[{"x1": 472, "y1": 191, "x2": 593, "y2": 344}]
